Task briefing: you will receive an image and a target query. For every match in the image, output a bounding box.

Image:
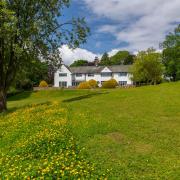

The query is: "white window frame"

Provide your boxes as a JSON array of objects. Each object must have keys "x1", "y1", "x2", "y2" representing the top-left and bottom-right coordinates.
[
  {"x1": 88, "y1": 73, "x2": 94, "y2": 77},
  {"x1": 76, "y1": 73, "x2": 83, "y2": 77},
  {"x1": 59, "y1": 81, "x2": 67, "y2": 87},
  {"x1": 59, "y1": 73, "x2": 67, "y2": 77},
  {"x1": 118, "y1": 72, "x2": 128, "y2": 77},
  {"x1": 101, "y1": 72, "x2": 112, "y2": 77},
  {"x1": 119, "y1": 81, "x2": 127, "y2": 86}
]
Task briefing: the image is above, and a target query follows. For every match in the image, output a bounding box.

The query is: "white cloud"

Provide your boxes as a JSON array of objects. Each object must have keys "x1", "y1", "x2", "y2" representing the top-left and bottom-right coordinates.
[
  {"x1": 59, "y1": 45, "x2": 100, "y2": 65},
  {"x1": 83, "y1": 0, "x2": 180, "y2": 51},
  {"x1": 98, "y1": 25, "x2": 118, "y2": 34},
  {"x1": 59, "y1": 45, "x2": 136, "y2": 65}
]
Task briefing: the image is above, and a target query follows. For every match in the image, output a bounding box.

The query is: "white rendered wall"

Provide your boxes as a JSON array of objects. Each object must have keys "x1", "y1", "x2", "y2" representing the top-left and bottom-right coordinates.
[
  {"x1": 54, "y1": 65, "x2": 72, "y2": 87},
  {"x1": 74, "y1": 74, "x2": 86, "y2": 82},
  {"x1": 54, "y1": 65, "x2": 133, "y2": 87},
  {"x1": 113, "y1": 73, "x2": 133, "y2": 85}
]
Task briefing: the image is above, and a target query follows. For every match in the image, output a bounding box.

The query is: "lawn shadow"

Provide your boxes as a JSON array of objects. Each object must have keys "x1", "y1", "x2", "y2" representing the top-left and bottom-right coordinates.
[
  {"x1": 4, "y1": 101, "x2": 52, "y2": 115},
  {"x1": 8, "y1": 91, "x2": 33, "y2": 101},
  {"x1": 63, "y1": 92, "x2": 109, "y2": 103}
]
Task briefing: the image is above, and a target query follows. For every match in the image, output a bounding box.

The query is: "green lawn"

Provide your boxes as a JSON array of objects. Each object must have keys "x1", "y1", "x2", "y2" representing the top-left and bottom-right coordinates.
[{"x1": 1, "y1": 82, "x2": 180, "y2": 179}]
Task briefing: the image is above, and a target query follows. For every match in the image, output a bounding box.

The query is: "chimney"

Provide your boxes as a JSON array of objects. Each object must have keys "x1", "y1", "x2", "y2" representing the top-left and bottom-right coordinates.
[{"x1": 94, "y1": 56, "x2": 99, "y2": 66}]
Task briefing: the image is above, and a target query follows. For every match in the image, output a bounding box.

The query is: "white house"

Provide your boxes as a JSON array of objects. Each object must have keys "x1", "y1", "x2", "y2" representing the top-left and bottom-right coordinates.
[{"x1": 54, "y1": 64, "x2": 133, "y2": 87}]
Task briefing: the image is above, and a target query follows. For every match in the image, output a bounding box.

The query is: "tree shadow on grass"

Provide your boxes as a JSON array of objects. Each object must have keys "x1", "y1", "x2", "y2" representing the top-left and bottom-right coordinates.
[
  {"x1": 8, "y1": 91, "x2": 33, "y2": 101},
  {"x1": 63, "y1": 92, "x2": 109, "y2": 103},
  {"x1": 4, "y1": 101, "x2": 52, "y2": 115}
]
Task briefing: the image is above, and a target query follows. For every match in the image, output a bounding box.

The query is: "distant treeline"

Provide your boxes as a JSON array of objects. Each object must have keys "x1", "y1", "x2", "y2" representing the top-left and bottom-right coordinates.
[{"x1": 70, "y1": 51, "x2": 135, "y2": 67}]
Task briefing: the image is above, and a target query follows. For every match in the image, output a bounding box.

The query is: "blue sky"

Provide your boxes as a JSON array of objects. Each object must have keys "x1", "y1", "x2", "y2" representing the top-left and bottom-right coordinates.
[{"x1": 60, "y1": 0, "x2": 180, "y2": 64}]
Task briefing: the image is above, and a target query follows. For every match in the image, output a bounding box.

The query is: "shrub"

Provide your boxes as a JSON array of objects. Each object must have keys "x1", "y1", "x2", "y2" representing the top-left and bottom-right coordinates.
[
  {"x1": 102, "y1": 79, "x2": 118, "y2": 88},
  {"x1": 16, "y1": 79, "x2": 33, "y2": 90},
  {"x1": 77, "y1": 82, "x2": 91, "y2": 89},
  {"x1": 88, "y1": 79, "x2": 98, "y2": 88},
  {"x1": 39, "y1": 80, "x2": 48, "y2": 87}
]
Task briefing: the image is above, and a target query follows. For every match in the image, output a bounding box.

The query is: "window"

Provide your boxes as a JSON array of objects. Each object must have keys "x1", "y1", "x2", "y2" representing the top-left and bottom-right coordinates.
[
  {"x1": 59, "y1": 81, "x2": 67, "y2": 87},
  {"x1": 101, "y1": 72, "x2": 112, "y2": 77},
  {"x1": 59, "y1": 73, "x2": 67, "y2": 77},
  {"x1": 88, "y1": 73, "x2": 94, "y2": 77},
  {"x1": 119, "y1": 72, "x2": 127, "y2": 77},
  {"x1": 72, "y1": 81, "x2": 80, "y2": 86},
  {"x1": 76, "y1": 73, "x2": 82, "y2": 77},
  {"x1": 119, "y1": 81, "x2": 127, "y2": 86}
]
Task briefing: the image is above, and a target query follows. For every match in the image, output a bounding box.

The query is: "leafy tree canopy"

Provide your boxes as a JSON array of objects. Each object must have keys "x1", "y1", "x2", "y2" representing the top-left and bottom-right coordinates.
[
  {"x1": 0, "y1": 0, "x2": 89, "y2": 112},
  {"x1": 100, "y1": 52, "x2": 111, "y2": 65},
  {"x1": 70, "y1": 59, "x2": 88, "y2": 67},
  {"x1": 131, "y1": 48, "x2": 164, "y2": 85},
  {"x1": 161, "y1": 24, "x2": 180, "y2": 81},
  {"x1": 110, "y1": 51, "x2": 134, "y2": 65}
]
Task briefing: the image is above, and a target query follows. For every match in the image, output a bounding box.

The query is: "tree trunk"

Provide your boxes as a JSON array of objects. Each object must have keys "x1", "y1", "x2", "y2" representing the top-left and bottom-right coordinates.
[{"x1": 0, "y1": 89, "x2": 7, "y2": 112}]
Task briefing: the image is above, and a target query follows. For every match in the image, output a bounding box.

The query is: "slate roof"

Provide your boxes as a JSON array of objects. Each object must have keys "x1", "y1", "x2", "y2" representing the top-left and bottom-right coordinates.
[
  {"x1": 68, "y1": 65, "x2": 132, "y2": 74},
  {"x1": 107, "y1": 65, "x2": 131, "y2": 73}
]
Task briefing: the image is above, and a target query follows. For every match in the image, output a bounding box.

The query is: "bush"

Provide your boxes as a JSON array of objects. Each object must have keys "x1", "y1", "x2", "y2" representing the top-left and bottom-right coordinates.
[
  {"x1": 39, "y1": 80, "x2": 48, "y2": 87},
  {"x1": 102, "y1": 79, "x2": 118, "y2": 88},
  {"x1": 77, "y1": 82, "x2": 91, "y2": 89},
  {"x1": 16, "y1": 79, "x2": 33, "y2": 90},
  {"x1": 88, "y1": 79, "x2": 98, "y2": 88}
]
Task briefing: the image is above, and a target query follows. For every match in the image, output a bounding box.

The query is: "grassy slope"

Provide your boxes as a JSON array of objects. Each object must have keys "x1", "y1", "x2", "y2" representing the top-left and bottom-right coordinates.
[{"x1": 5, "y1": 82, "x2": 180, "y2": 179}]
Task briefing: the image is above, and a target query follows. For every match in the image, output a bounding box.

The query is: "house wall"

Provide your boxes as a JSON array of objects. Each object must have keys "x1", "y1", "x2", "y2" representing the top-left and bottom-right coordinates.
[
  {"x1": 54, "y1": 65, "x2": 72, "y2": 87},
  {"x1": 54, "y1": 65, "x2": 133, "y2": 87},
  {"x1": 113, "y1": 73, "x2": 133, "y2": 85},
  {"x1": 85, "y1": 74, "x2": 112, "y2": 86},
  {"x1": 85, "y1": 73, "x2": 132, "y2": 86},
  {"x1": 73, "y1": 74, "x2": 86, "y2": 82}
]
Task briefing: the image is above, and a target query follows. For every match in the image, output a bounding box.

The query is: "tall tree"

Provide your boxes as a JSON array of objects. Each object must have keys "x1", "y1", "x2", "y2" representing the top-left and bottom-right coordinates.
[
  {"x1": 131, "y1": 48, "x2": 164, "y2": 85},
  {"x1": 70, "y1": 59, "x2": 88, "y2": 67},
  {"x1": 161, "y1": 24, "x2": 180, "y2": 81},
  {"x1": 0, "y1": 0, "x2": 89, "y2": 112},
  {"x1": 123, "y1": 54, "x2": 135, "y2": 65},
  {"x1": 100, "y1": 52, "x2": 111, "y2": 65},
  {"x1": 110, "y1": 51, "x2": 134, "y2": 65},
  {"x1": 13, "y1": 60, "x2": 47, "y2": 91}
]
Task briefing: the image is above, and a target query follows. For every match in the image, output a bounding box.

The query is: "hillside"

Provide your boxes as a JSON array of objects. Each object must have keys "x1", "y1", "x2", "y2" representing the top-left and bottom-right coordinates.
[{"x1": 1, "y1": 82, "x2": 180, "y2": 179}]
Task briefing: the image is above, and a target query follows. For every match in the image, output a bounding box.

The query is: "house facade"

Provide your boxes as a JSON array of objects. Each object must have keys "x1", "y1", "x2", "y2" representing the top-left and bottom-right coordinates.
[{"x1": 54, "y1": 64, "x2": 133, "y2": 88}]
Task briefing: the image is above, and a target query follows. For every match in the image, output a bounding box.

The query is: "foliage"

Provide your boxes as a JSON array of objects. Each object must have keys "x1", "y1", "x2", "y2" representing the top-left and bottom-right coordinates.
[
  {"x1": 14, "y1": 61, "x2": 49, "y2": 90},
  {"x1": 0, "y1": 102, "x2": 108, "y2": 179},
  {"x1": 161, "y1": 24, "x2": 180, "y2": 81},
  {"x1": 70, "y1": 51, "x2": 135, "y2": 67},
  {"x1": 77, "y1": 82, "x2": 91, "y2": 89},
  {"x1": 102, "y1": 79, "x2": 118, "y2": 88},
  {"x1": 123, "y1": 54, "x2": 135, "y2": 65},
  {"x1": 0, "y1": 0, "x2": 90, "y2": 112},
  {"x1": 70, "y1": 60, "x2": 89, "y2": 67},
  {"x1": 88, "y1": 79, "x2": 98, "y2": 88},
  {"x1": 16, "y1": 79, "x2": 33, "y2": 90},
  {"x1": 131, "y1": 48, "x2": 164, "y2": 84},
  {"x1": 110, "y1": 51, "x2": 134, "y2": 65},
  {"x1": 39, "y1": 81, "x2": 48, "y2": 88},
  {"x1": 27, "y1": 61, "x2": 49, "y2": 86},
  {"x1": 100, "y1": 52, "x2": 111, "y2": 65}
]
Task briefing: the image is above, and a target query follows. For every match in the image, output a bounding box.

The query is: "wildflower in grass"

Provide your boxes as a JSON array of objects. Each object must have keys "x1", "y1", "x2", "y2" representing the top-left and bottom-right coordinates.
[{"x1": 0, "y1": 103, "x2": 108, "y2": 179}]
